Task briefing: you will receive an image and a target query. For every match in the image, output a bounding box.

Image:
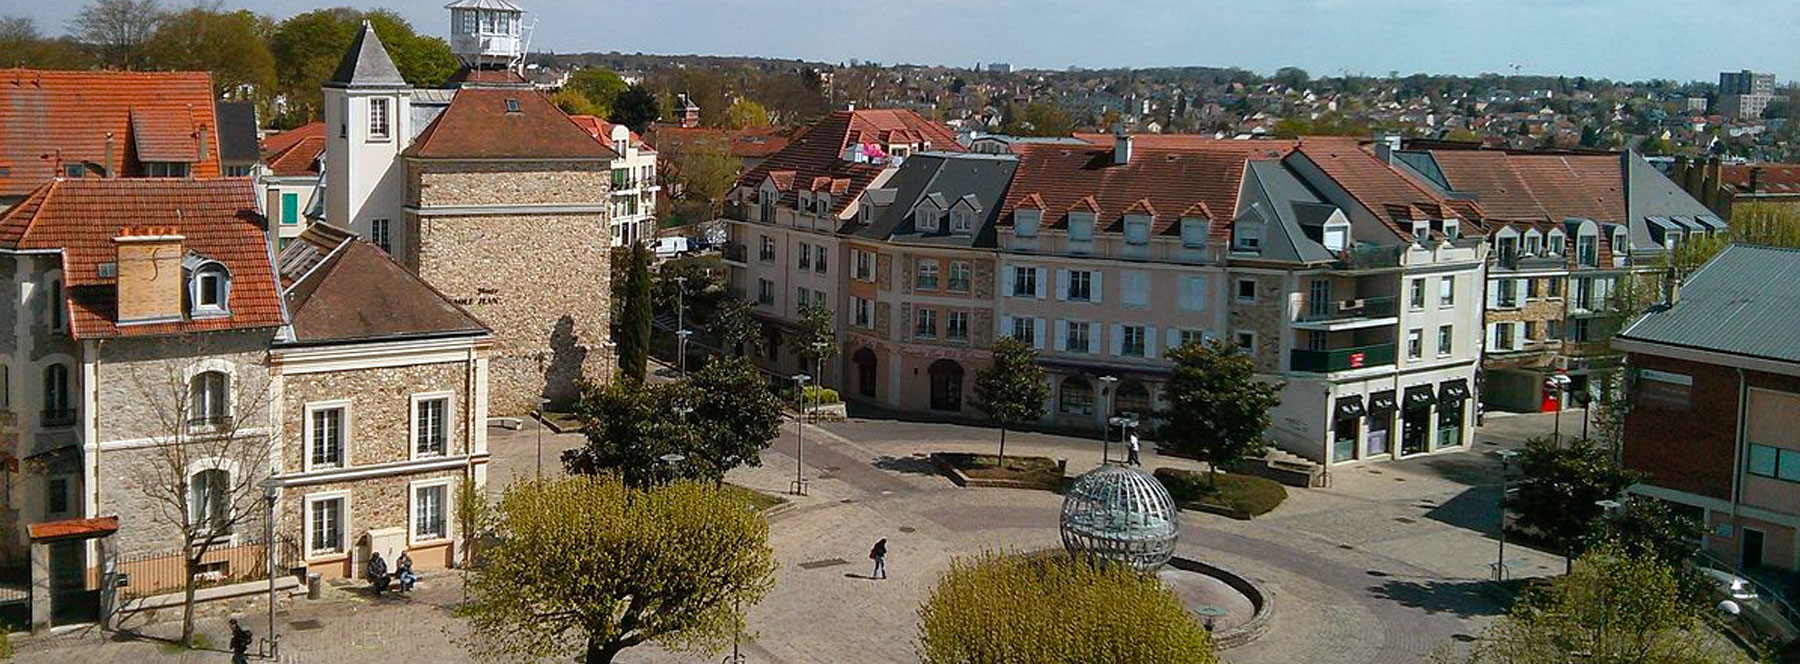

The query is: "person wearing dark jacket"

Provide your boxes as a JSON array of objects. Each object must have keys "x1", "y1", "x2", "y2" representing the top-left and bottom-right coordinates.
[
  {"x1": 396, "y1": 551, "x2": 417, "y2": 592},
  {"x1": 367, "y1": 551, "x2": 390, "y2": 595},
  {"x1": 229, "y1": 618, "x2": 253, "y2": 664},
  {"x1": 869, "y1": 538, "x2": 888, "y2": 580}
]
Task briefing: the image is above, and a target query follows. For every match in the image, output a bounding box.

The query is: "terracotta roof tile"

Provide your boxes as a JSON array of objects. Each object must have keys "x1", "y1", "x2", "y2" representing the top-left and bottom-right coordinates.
[
  {"x1": 261, "y1": 122, "x2": 325, "y2": 178},
  {"x1": 999, "y1": 138, "x2": 1294, "y2": 239},
  {"x1": 1427, "y1": 149, "x2": 1623, "y2": 223},
  {"x1": 568, "y1": 115, "x2": 652, "y2": 153},
  {"x1": 648, "y1": 125, "x2": 791, "y2": 159},
  {"x1": 1290, "y1": 140, "x2": 1475, "y2": 240},
  {"x1": 0, "y1": 178, "x2": 283, "y2": 339},
  {"x1": 28, "y1": 516, "x2": 118, "y2": 541},
  {"x1": 737, "y1": 109, "x2": 962, "y2": 217},
  {"x1": 0, "y1": 68, "x2": 223, "y2": 197},
  {"x1": 1722, "y1": 163, "x2": 1800, "y2": 195},
  {"x1": 404, "y1": 88, "x2": 618, "y2": 161}
]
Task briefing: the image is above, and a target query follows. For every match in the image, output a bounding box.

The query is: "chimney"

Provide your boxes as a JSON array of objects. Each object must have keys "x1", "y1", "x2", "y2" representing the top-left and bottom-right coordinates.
[
  {"x1": 1702, "y1": 156, "x2": 1722, "y2": 211},
  {"x1": 104, "y1": 133, "x2": 115, "y2": 178},
  {"x1": 1113, "y1": 127, "x2": 1132, "y2": 165},
  {"x1": 113, "y1": 225, "x2": 186, "y2": 323},
  {"x1": 1749, "y1": 166, "x2": 1764, "y2": 194},
  {"x1": 1662, "y1": 268, "x2": 1681, "y2": 308},
  {"x1": 1374, "y1": 132, "x2": 1402, "y2": 163},
  {"x1": 846, "y1": 101, "x2": 856, "y2": 112},
  {"x1": 196, "y1": 124, "x2": 210, "y2": 166},
  {"x1": 1682, "y1": 155, "x2": 1703, "y2": 194},
  {"x1": 1669, "y1": 155, "x2": 1688, "y2": 190}
]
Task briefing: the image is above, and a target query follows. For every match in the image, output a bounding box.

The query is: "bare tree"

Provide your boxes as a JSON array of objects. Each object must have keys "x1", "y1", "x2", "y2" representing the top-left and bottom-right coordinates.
[
  {"x1": 70, "y1": 0, "x2": 165, "y2": 69},
  {"x1": 124, "y1": 344, "x2": 276, "y2": 647}
]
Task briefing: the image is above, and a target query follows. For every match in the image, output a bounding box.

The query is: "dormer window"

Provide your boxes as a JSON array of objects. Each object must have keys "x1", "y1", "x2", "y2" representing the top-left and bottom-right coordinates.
[
  {"x1": 818, "y1": 193, "x2": 833, "y2": 215},
  {"x1": 1576, "y1": 232, "x2": 1598, "y2": 267},
  {"x1": 1068, "y1": 213, "x2": 1095, "y2": 242},
  {"x1": 1411, "y1": 220, "x2": 1431, "y2": 242},
  {"x1": 859, "y1": 201, "x2": 872, "y2": 225},
  {"x1": 798, "y1": 191, "x2": 814, "y2": 213},
  {"x1": 1612, "y1": 229, "x2": 1628, "y2": 257},
  {"x1": 1523, "y1": 230, "x2": 1542, "y2": 255},
  {"x1": 188, "y1": 261, "x2": 230, "y2": 317},
  {"x1": 1124, "y1": 216, "x2": 1150, "y2": 245},
  {"x1": 1323, "y1": 222, "x2": 1350, "y2": 252},
  {"x1": 950, "y1": 209, "x2": 974, "y2": 234},
  {"x1": 1443, "y1": 219, "x2": 1460, "y2": 241},
  {"x1": 1546, "y1": 230, "x2": 1564, "y2": 255},
  {"x1": 1234, "y1": 222, "x2": 1263, "y2": 251},
  {"x1": 1180, "y1": 218, "x2": 1208, "y2": 248},
  {"x1": 369, "y1": 98, "x2": 390, "y2": 139},
  {"x1": 915, "y1": 208, "x2": 940, "y2": 232},
  {"x1": 1015, "y1": 210, "x2": 1040, "y2": 238}
]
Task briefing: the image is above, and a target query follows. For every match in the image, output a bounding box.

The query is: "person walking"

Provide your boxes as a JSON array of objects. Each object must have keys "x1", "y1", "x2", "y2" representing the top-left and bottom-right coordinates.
[
  {"x1": 869, "y1": 538, "x2": 888, "y2": 580},
  {"x1": 1127, "y1": 432, "x2": 1142, "y2": 467},
  {"x1": 228, "y1": 618, "x2": 253, "y2": 664}
]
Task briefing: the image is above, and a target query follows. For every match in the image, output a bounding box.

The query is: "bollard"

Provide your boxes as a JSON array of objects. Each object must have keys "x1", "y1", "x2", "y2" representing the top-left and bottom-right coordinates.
[
  {"x1": 307, "y1": 573, "x2": 323, "y2": 600},
  {"x1": 1056, "y1": 458, "x2": 1068, "y2": 475}
]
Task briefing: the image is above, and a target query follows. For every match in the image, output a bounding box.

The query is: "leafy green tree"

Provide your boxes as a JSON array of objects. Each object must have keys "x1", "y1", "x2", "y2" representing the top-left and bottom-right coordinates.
[
  {"x1": 1438, "y1": 544, "x2": 1735, "y2": 664},
  {"x1": 1003, "y1": 101, "x2": 1077, "y2": 137},
  {"x1": 1596, "y1": 496, "x2": 1703, "y2": 591},
  {"x1": 1508, "y1": 436, "x2": 1638, "y2": 569},
  {"x1": 654, "y1": 259, "x2": 721, "y2": 324},
  {"x1": 0, "y1": 16, "x2": 92, "y2": 69},
  {"x1": 1159, "y1": 339, "x2": 1281, "y2": 487},
  {"x1": 666, "y1": 140, "x2": 741, "y2": 222},
  {"x1": 267, "y1": 9, "x2": 454, "y2": 123},
  {"x1": 918, "y1": 552, "x2": 1217, "y2": 664},
  {"x1": 789, "y1": 302, "x2": 836, "y2": 375},
  {"x1": 724, "y1": 98, "x2": 771, "y2": 129},
  {"x1": 565, "y1": 67, "x2": 627, "y2": 116},
  {"x1": 143, "y1": 6, "x2": 274, "y2": 97},
  {"x1": 616, "y1": 242, "x2": 653, "y2": 382},
  {"x1": 609, "y1": 85, "x2": 661, "y2": 131},
  {"x1": 708, "y1": 296, "x2": 763, "y2": 357},
  {"x1": 459, "y1": 476, "x2": 776, "y2": 664},
  {"x1": 684, "y1": 355, "x2": 783, "y2": 483},
  {"x1": 970, "y1": 337, "x2": 1048, "y2": 466},
  {"x1": 549, "y1": 87, "x2": 599, "y2": 117},
  {"x1": 71, "y1": 0, "x2": 165, "y2": 70},
  {"x1": 564, "y1": 379, "x2": 695, "y2": 487}
]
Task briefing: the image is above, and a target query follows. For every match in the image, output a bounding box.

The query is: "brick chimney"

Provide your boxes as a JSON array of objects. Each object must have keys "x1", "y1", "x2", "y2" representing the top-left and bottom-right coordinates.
[
  {"x1": 113, "y1": 225, "x2": 186, "y2": 323},
  {"x1": 1113, "y1": 126, "x2": 1132, "y2": 165}
]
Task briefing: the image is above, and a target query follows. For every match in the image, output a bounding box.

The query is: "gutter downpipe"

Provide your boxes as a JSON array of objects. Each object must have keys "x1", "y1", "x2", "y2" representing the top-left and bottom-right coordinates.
[{"x1": 1729, "y1": 367, "x2": 1748, "y2": 548}]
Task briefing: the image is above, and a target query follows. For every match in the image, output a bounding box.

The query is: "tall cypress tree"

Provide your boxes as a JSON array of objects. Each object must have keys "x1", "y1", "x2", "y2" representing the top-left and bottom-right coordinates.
[{"x1": 617, "y1": 242, "x2": 653, "y2": 382}]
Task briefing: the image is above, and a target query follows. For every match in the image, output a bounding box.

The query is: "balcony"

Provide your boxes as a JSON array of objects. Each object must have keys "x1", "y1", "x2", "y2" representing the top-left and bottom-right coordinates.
[
  {"x1": 1333, "y1": 244, "x2": 1403, "y2": 270},
  {"x1": 1290, "y1": 343, "x2": 1397, "y2": 374},
  {"x1": 720, "y1": 243, "x2": 747, "y2": 266},
  {"x1": 40, "y1": 408, "x2": 76, "y2": 428},
  {"x1": 1294, "y1": 296, "x2": 1399, "y2": 331}
]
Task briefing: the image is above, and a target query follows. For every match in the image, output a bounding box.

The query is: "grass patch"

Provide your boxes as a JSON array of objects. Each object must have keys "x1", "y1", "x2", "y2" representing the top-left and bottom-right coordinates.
[
  {"x1": 159, "y1": 633, "x2": 213, "y2": 653},
  {"x1": 723, "y1": 484, "x2": 787, "y2": 512},
  {"x1": 537, "y1": 410, "x2": 583, "y2": 433},
  {"x1": 938, "y1": 453, "x2": 1064, "y2": 490},
  {"x1": 1154, "y1": 467, "x2": 1287, "y2": 517}
]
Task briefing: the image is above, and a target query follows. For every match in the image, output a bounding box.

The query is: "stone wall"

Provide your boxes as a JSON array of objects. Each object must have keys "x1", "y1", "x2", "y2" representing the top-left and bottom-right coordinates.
[
  {"x1": 1228, "y1": 275, "x2": 1286, "y2": 372},
  {"x1": 409, "y1": 160, "x2": 612, "y2": 208},
  {"x1": 97, "y1": 443, "x2": 273, "y2": 558},
  {"x1": 276, "y1": 467, "x2": 469, "y2": 578},
  {"x1": 279, "y1": 361, "x2": 474, "y2": 472}
]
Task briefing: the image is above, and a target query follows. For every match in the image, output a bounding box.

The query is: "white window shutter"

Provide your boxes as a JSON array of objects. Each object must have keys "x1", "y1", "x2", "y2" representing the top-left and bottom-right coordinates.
[
  {"x1": 1055, "y1": 319, "x2": 1068, "y2": 351},
  {"x1": 1004, "y1": 266, "x2": 1018, "y2": 296},
  {"x1": 1033, "y1": 318, "x2": 1046, "y2": 349},
  {"x1": 1034, "y1": 268, "x2": 1048, "y2": 299},
  {"x1": 1487, "y1": 279, "x2": 1500, "y2": 304},
  {"x1": 1486, "y1": 323, "x2": 1497, "y2": 349},
  {"x1": 1087, "y1": 322, "x2": 1099, "y2": 352},
  {"x1": 1091, "y1": 272, "x2": 1104, "y2": 304},
  {"x1": 1166, "y1": 327, "x2": 1181, "y2": 350},
  {"x1": 1056, "y1": 269, "x2": 1069, "y2": 301},
  {"x1": 1110, "y1": 324, "x2": 1124, "y2": 356},
  {"x1": 1146, "y1": 326, "x2": 1159, "y2": 359},
  {"x1": 1001, "y1": 315, "x2": 1014, "y2": 338}
]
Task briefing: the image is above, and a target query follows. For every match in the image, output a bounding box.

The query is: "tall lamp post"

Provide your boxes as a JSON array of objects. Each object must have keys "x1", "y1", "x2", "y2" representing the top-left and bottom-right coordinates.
[
  {"x1": 676, "y1": 329, "x2": 693, "y2": 377},
  {"x1": 535, "y1": 397, "x2": 550, "y2": 478},
  {"x1": 790, "y1": 373, "x2": 810, "y2": 495},
  {"x1": 675, "y1": 276, "x2": 690, "y2": 376},
  {"x1": 1549, "y1": 374, "x2": 1571, "y2": 445},
  {"x1": 1493, "y1": 448, "x2": 1517, "y2": 581},
  {"x1": 1098, "y1": 375, "x2": 1119, "y2": 464},
  {"x1": 258, "y1": 477, "x2": 281, "y2": 659}
]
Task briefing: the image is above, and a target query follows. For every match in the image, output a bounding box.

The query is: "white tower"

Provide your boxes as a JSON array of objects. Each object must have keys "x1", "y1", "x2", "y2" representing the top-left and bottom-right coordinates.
[
  {"x1": 446, "y1": 0, "x2": 526, "y2": 72},
  {"x1": 323, "y1": 22, "x2": 413, "y2": 258}
]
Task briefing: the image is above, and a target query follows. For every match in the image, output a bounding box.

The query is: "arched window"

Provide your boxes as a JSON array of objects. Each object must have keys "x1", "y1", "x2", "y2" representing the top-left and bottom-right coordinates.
[
  {"x1": 42, "y1": 364, "x2": 71, "y2": 426},
  {"x1": 190, "y1": 468, "x2": 231, "y2": 535},
  {"x1": 1115, "y1": 381, "x2": 1152, "y2": 417},
  {"x1": 189, "y1": 261, "x2": 231, "y2": 317},
  {"x1": 1059, "y1": 376, "x2": 1095, "y2": 416},
  {"x1": 189, "y1": 371, "x2": 230, "y2": 429}
]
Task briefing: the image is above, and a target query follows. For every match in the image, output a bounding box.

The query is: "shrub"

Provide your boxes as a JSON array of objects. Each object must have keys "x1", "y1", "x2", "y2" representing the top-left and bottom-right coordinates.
[
  {"x1": 1153, "y1": 467, "x2": 1287, "y2": 517},
  {"x1": 784, "y1": 385, "x2": 841, "y2": 405}
]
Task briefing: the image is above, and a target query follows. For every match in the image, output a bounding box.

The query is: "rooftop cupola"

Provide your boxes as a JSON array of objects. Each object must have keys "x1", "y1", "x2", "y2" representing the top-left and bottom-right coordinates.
[{"x1": 447, "y1": 0, "x2": 526, "y2": 70}]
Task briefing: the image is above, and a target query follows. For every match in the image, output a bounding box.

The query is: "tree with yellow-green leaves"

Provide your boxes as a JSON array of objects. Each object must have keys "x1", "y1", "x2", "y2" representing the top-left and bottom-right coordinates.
[
  {"x1": 458, "y1": 476, "x2": 776, "y2": 664},
  {"x1": 917, "y1": 552, "x2": 1216, "y2": 664}
]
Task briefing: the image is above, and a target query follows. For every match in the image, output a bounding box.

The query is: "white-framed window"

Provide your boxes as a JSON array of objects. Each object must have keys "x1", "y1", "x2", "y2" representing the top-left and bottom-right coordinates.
[
  {"x1": 858, "y1": 201, "x2": 872, "y2": 225},
  {"x1": 1179, "y1": 275, "x2": 1208, "y2": 311},
  {"x1": 410, "y1": 479, "x2": 451, "y2": 544},
  {"x1": 796, "y1": 286, "x2": 810, "y2": 309},
  {"x1": 188, "y1": 371, "x2": 230, "y2": 429},
  {"x1": 915, "y1": 308, "x2": 938, "y2": 338},
  {"x1": 1411, "y1": 220, "x2": 1430, "y2": 241},
  {"x1": 1323, "y1": 224, "x2": 1349, "y2": 252},
  {"x1": 1014, "y1": 210, "x2": 1040, "y2": 238},
  {"x1": 1124, "y1": 216, "x2": 1150, "y2": 245},
  {"x1": 1410, "y1": 278, "x2": 1426, "y2": 310},
  {"x1": 1234, "y1": 330, "x2": 1256, "y2": 353},
  {"x1": 915, "y1": 208, "x2": 941, "y2": 232},
  {"x1": 1065, "y1": 320, "x2": 1092, "y2": 353},
  {"x1": 852, "y1": 296, "x2": 871, "y2": 327},
  {"x1": 759, "y1": 236, "x2": 775, "y2": 262},
  {"x1": 305, "y1": 401, "x2": 350, "y2": 471},
  {"x1": 1546, "y1": 230, "x2": 1564, "y2": 255},
  {"x1": 1180, "y1": 218, "x2": 1207, "y2": 248},
  {"x1": 853, "y1": 249, "x2": 874, "y2": 281},
  {"x1": 1407, "y1": 328, "x2": 1424, "y2": 360},
  {"x1": 1577, "y1": 233, "x2": 1599, "y2": 267},
  {"x1": 411, "y1": 392, "x2": 451, "y2": 459},
  {"x1": 1234, "y1": 223, "x2": 1263, "y2": 251},
  {"x1": 1524, "y1": 231, "x2": 1543, "y2": 256},
  {"x1": 1012, "y1": 266, "x2": 1038, "y2": 297},
  {"x1": 1068, "y1": 212, "x2": 1095, "y2": 242},
  {"x1": 189, "y1": 467, "x2": 231, "y2": 536},
  {"x1": 368, "y1": 98, "x2": 390, "y2": 139},
  {"x1": 950, "y1": 209, "x2": 974, "y2": 234},
  {"x1": 1011, "y1": 316, "x2": 1036, "y2": 346},
  {"x1": 946, "y1": 311, "x2": 969, "y2": 341},
  {"x1": 947, "y1": 261, "x2": 971, "y2": 292},
  {"x1": 916, "y1": 261, "x2": 940, "y2": 290},
  {"x1": 1443, "y1": 219, "x2": 1460, "y2": 240},
  {"x1": 1439, "y1": 275, "x2": 1455, "y2": 307},
  {"x1": 756, "y1": 279, "x2": 775, "y2": 305},
  {"x1": 305, "y1": 491, "x2": 348, "y2": 557},
  {"x1": 797, "y1": 241, "x2": 811, "y2": 270},
  {"x1": 371, "y1": 219, "x2": 391, "y2": 254},
  {"x1": 1067, "y1": 270, "x2": 1094, "y2": 302},
  {"x1": 1438, "y1": 325, "x2": 1454, "y2": 356},
  {"x1": 1179, "y1": 329, "x2": 1206, "y2": 348},
  {"x1": 1235, "y1": 278, "x2": 1257, "y2": 303},
  {"x1": 1121, "y1": 271, "x2": 1149, "y2": 307},
  {"x1": 190, "y1": 264, "x2": 231, "y2": 317},
  {"x1": 1121, "y1": 325, "x2": 1147, "y2": 357}
]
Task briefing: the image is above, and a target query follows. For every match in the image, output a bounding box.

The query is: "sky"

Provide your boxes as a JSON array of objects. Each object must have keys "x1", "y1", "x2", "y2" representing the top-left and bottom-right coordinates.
[{"x1": 11, "y1": 0, "x2": 1797, "y2": 84}]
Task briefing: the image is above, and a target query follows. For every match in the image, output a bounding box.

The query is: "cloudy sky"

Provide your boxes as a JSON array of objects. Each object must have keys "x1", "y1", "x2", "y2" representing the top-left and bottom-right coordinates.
[{"x1": 14, "y1": 0, "x2": 1797, "y2": 83}]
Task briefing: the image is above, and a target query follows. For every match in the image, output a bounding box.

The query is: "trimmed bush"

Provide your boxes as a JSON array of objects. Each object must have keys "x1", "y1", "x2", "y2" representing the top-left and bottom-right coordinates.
[{"x1": 1153, "y1": 467, "x2": 1287, "y2": 517}]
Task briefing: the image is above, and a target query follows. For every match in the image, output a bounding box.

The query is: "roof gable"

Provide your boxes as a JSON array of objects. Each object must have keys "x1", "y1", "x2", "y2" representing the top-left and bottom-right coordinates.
[
  {"x1": 0, "y1": 68, "x2": 222, "y2": 196},
  {"x1": 281, "y1": 224, "x2": 489, "y2": 344},
  {"x1": 404, "y1": 88, "x2": 618, "y2": 161},
  {"x1": 327, "y1": 22, "x2": 409, "y2": 90}
]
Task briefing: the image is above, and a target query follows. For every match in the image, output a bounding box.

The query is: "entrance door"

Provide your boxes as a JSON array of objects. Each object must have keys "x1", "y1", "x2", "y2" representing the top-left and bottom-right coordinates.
[
  {"x1": 1367, "y1": 416, "x2": 1390, "y2": 456},
  {"x1": 852, "y1": 348, "x2": 878, "y2": 398},
  {"x1": 928, "y1": 360, "x2": 964, "y2": 412},
  {"x1": 48, "y1": 540, "x2": 97, "y2": 625},
  {"x1": 1401, "y1": 410, "x2": 1430, "y2": 456},
  {"x1": 1744, "y1": 528, "x2": 1767, "y2": 569}
]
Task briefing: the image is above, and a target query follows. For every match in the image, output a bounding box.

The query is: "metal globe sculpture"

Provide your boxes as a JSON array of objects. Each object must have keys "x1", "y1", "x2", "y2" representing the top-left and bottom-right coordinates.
[{"x1": 1059, "y1": 464, "x2": 1180, "y2": 572}]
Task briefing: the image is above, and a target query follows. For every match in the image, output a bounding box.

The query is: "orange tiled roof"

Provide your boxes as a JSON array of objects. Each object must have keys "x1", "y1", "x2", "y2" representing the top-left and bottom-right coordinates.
[
  {"x1": 738, "y1": 109, "x2": 963, "y2": 217},
  {"x1": 1291, "y1": 139, "x2": 1475, "y2": 241},
  {"x1": 405, "y1": 88, "x2": 618, "y2": 161},
  {"x1": 650, "y1": 125, "x2": 791, "y2": 159},
  {"x1": 0, "y1": 69, "x2": 222, "y2": 197},
  {"x1": 1427, "y1": 149, "x2": 1623, "y2": 223},
  {"x1": 568, "y1": 115, "x2": 653, "y2": 153},
  {"x1": 1722, "y1": 163, "x2": 1800, "y2": 195},
  {"x1": 28, "y1": 516, "x2": 118, "y2": 541},
  {"x1": 261, "y1": 122, "x2": 325, "y2": 178},
  {"x1": 0, "y1": 178, "x2": 284, "y2": 339}
]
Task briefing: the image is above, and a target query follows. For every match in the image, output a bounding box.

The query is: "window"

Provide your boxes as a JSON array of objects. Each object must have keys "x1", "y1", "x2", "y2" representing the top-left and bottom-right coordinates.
[
  {"x1": 759, "y1": 236, "x2": 775, "y2": 262},
  {"x1": 42, "y1": 364, "x2": 70, "y2": 425},
  {"x1": 947, "y1": 311, "x2": 969, "y2": 341},
  {"x1": 64, "y1": 164, "x2": 85, "y2": 178},
  {"x1": 190, "y1": 468, "x2": 230, "y2": 535},
  {"x1": 1179, "y1": 276, "x2": 1208, "y2": 311},
  {"x1": 1409, "y1": 278, "x2": 1426, "y2": 310},
  {"x1": 371, "y1": 219, "x2": 391, "y2": 254},
  {"x1": 1547, "y1": 319, "x2": 1564, "y2": 341},
  {"x1": 1495, "y1": 323, "x2": 1517, "y2": 350},
  {"x1": 1574, "y1": 277, "x2": 1595, "y2": 310},
  {"x1": 950, "y1": 209, "x2": 974, "y2": 234},
  {"x1": 1121, "y1": 271, "x2": 1148, "y2": 307},
  {"x1": 1234, "y1": 223, "x2": 1263, "y2": 251},
  {"x1": 1124, "y1": 216, "x2": 1150, "y2": 245},
  {"x1": 1407, "y1": 328, "x2": 1423, "y2": 360},
  {"x1": 1527, "y1": 278, "x2": 1541, "y2": 300},
  {"x1": 796, "y1": 287, "x2": 810, "y2": 309},
  {"x1": 47, "y1": 279, "x2": 63, "y2": 332},
  {"x1": 1121, "y1": 326, "x2": 1146, "y2": 357},
  {"x1": 368, "y1": 98, "x2": 390, "y2": 139},
  {"x1": 1495, "y1": 235, "x2": 1518, "y2": 264},
  {"x1": 1443, "y1": 219, "x2": 1460, "y2": 240},
  {"x1": 1497, "y1": 278, "x2": 1518, "y2": 308},
  {"x1": 1235, "y1": 278, "x2": 1257, "y2": 302},
  {"x1": 915, "y1": 308, "x2": 938, "y2": 338},
  {"x1": 1577, "y1": 234, "x2": 1598, "y2": 267},
  {"x1": 1411, "y1": 220, "x2": 1430, "y2": 241},
  {"x1": 852, "y1": 296, "x2": 871, "y2": 327},
  {"x1": 1323, "y1": 224, "x2": 1349, "y2": 252},
  {"x1": 413, "y1": 483, "x2": 448, "y2": 542},
  {"x1": 916, "y1": 261, "x2": 940, "y2": 290},
  {"x1": 191, "y1": 265, "x2": 230, "y2": 316},
  {"x1": 756, "y1": 279, "x2": 775, "y2": 305},
  {"x1": 1180, "y1": 218, "x2": 1207, "y2": 248},
  {"x1": 815, "y1": 246, "x2": 828, "y2": 273},
  {"x1": 1068, "y1": 213, "x2": 1094, "y2": 242},
  {"x1": 858, "y1": 201, "x2": 872, "y2": 224},
  {"x1": 1525, "y1": 321, "x2": 1539, "y2": 341},
  {"x1": 308, "y1": 405, "x2": 346, "y2": 470},
  {"x1": 853, "y1": 250, "x2": 874, "y2": 281},
  {"x1": 307, "y1": 494, "x2": 346, "y2": 556},
  {"x1": 1524, "y1": 233, "x2": 1542, "y2": 256},
  {"x1": 797, "y1": 241, "x2": 811, "y2": 270},
  {"x1": 947, "y1": 261, "x2": 971, "y2": 292},
  {"x1": 812, "y1": 290, "x2": 825, "y2": 310},
  {"x1": 281, "y1": 192, "x2": 300, "y2": 225},
  {"x1": 414, "y1": 395, "x2": 448, "y2": 458},
  {"x1": 915, "y1": 209, "x2": 940, "y2": 232},
  {"x1": 1179, "y1": 329, "x2": 1206, "y2": 348},
  {"x1": 189, "y1": 371, "x2": 229, "y2": 428},
  {"x1": 1012, "y1": 317, "x2": 1036, "y2": 345},
  {"x1": 1067, "y1": 270, "x2": 1093, "y2": 302},
  {"x1": 1012, "y1": 267, "x2": 1038, "y2": 297},
  {"x1": 1748, "y1": 444, "x2": 1800, "y2": 482},
  {"x1": 1066, "y1": 321, "x2": 1091, "y2": 353},
  {"x1": 479, "y1": 8, "x2": 495, "y2": 32},
  {"x1": 1014, "y1": 210, "x2": 1040, "y2": 238},
  {"x1": 1437, "y1": 325, "x2": 1453, "y2": 356},
  {"x1": 44, "y1": 476, "x2": 69, "y2": 515},
  {"x1": 145, "y1": 162, "x2": 191, "y2": 177},
  {"x1": 758, "y1": 190, "x2": 776, "y2": 222},
  {"x1": 1439, "y1": 276, "x2": 1455, "y2": 306},
  {"x1": 1546, "y1": 231, "x2": 1564, "y2": 254},
  {"x1": 1308, "y1": 279, "x2": 1332, "y2": 318},
  {"x1": 1058, "y1": 377, "x2": 1095, "y2": 415},
  {"x1": 1234, "y1": 331, "x2": 1256, "y2": 353}
]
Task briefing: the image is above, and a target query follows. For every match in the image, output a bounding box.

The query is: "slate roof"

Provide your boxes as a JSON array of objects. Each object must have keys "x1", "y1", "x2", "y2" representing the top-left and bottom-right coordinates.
[
  {"x1": 445, "y1": 0, "x2": 524, "y2": 9},
  {"x1": 737, "y1": 109, "x2": 962, "y2": 218},
  {"x1": 403, "y1": 88, "x2": 618, "y2": 161},
  {"x1": 278, "y1": 223, "x2": 489, "y2": 346},
  {"x1": 0, "y1": 68, "x2": 222, "y2": 196},
  {"x1": 326, "y1": 22, "x2": 409, "y2": 90},
  {"x1": 1616, "y1": 244, "x2": 1800, "y2": 364},
  {"x1": 850, "y1": 152, "x2": 1018, "y2": 248},
  {"x1": 214, "y1": 102, "x2": 260, "y2": 168},
  {"x1": 0, "y1": 178, "x2": 283, "y2": 339},
  {"x1": 1238, "y1": 160, "x2": 1341, "y2": 264}
]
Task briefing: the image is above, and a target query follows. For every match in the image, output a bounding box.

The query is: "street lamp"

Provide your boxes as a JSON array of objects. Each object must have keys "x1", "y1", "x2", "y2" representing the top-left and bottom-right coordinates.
[
  {"x1": 1493, "y1": 449, "x2": 1518, "y2": 581},
  {"x1": 790, "y1": 373, "x2": 810, "y2": 496},
  {"x1": 535, "y1": 397, "x2": 551, "y2": 478},
  {"x1": 1573, "y1": 389, "x2": 1593, "y2": 442},
  {"x1": 676, "y1": 329, "x2": 694, "y2": 377},
  {"x1": 258, "y1": 477, "x2": 282, "y2": 659},
  {"x1": 1097, "y1": 376, "x2": 1119, "y2": 464},
  {"x1": 675, "y1": 276, "x2": 690, "y2": 376},
  {"x1": 1549, "y1": 374, "x2": 1572, "y2": 445},
  {"x1": 659, "y1": 453, "x2": 688, "y2": 485}
]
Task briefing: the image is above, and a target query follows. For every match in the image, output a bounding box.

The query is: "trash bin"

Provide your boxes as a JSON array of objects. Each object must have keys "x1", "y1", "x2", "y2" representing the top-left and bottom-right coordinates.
[{"x1": 307, "y1": 573, "x2": 323, "y2": 600}]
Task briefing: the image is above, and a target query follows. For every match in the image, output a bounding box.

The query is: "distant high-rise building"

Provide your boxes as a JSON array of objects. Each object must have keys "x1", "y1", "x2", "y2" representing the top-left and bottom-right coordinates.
[
  {"x1": 1718, "y1": 70, "x2": 1778, "y2": 121},
  {"x1": 986, "y1": 63, "x2": 1012, "y2": 75}
]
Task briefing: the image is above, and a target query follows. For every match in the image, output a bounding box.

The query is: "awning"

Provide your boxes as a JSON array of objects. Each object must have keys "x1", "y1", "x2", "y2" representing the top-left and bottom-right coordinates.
[
  {"x1": 1438, "y1": 379, "x2": 1471, "y2": 403},
  {"x1": 1368, "y1": 390, "x2": 1398, "y2": 415},
  {"x1": 1334, "y1": 395, "x2": 1366, "y2": 421},
  {"x1": 1403, "y1": 385, "x2": 1436, "y2": 411}
]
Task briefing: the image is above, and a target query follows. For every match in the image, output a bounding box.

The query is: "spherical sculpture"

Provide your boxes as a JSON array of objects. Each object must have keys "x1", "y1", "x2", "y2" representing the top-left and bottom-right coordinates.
[{"x1": 1060, "y1": 464, "x2": 1180, "y2": 572}]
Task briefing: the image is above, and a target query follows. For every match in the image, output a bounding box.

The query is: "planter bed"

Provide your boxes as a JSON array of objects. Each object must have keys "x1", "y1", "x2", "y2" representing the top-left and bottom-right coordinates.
[{"x1": 931, "y1": 453, "x2": 1065, "y2": 491}]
